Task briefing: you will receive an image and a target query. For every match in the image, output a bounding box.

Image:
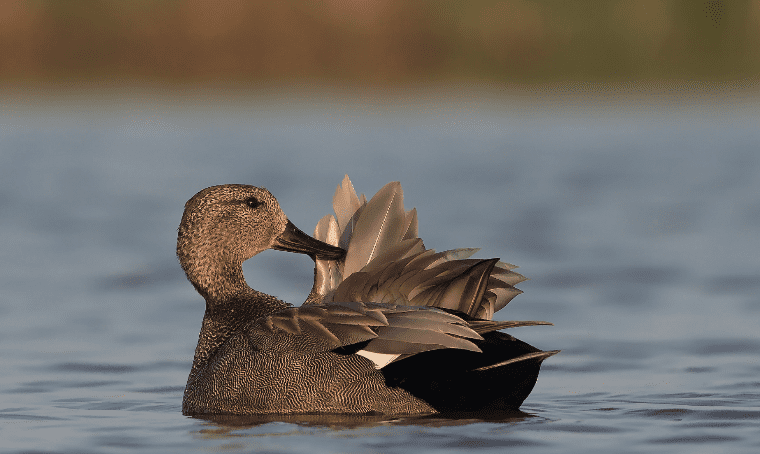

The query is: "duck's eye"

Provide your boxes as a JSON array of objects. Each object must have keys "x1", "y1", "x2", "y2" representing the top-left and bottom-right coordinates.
[{"x1": 245, "y1": 197, "x2": 263, "y2": 209}]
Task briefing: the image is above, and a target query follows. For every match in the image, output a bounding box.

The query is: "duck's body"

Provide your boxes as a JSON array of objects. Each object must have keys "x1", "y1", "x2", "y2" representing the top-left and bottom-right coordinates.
[{"x1": 178, "y1": 177, "x2": 557, "y2": 415}]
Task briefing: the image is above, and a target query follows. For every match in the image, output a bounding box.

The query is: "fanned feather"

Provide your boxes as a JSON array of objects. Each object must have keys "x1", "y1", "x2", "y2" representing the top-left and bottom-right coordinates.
[
  {"x1": 366, "y1": 328, "x2": 481, "y2": 353},
  {"x1": 401, "y1": 208, "x2": 418, "y2": 241},
  {"x1": 343, "y1": 181, "x2": 406, "y2": 278},
  {"x1": 474, "y1": 350, "x2": 561, "y2": 371},
  {"x1": 333, "y1": 175, "x2": 363, "y2": 250},
  {"x1": 469, "y1": 320, "x2": 553, "y2": 335}
]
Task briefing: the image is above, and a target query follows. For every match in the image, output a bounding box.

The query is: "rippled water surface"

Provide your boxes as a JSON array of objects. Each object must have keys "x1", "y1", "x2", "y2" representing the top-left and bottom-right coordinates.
[{"x1": 2, "y1": 96, "x2": 759, "y2": 453}]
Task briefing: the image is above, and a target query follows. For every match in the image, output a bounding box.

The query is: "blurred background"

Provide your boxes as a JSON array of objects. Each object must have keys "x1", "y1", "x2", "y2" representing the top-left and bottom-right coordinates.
[
  {"x1": 2, "y1": 0, "x2": 759, "y2": 84},
  {"x1": 2, "y1": 2, "x2": 760, "y2": 452}
]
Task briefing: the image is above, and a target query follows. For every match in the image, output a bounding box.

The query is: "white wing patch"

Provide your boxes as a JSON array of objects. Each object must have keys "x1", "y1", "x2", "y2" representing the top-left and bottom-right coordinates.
[{"x1": 356, "y1": 350, "x2": 400, "y2": 369}]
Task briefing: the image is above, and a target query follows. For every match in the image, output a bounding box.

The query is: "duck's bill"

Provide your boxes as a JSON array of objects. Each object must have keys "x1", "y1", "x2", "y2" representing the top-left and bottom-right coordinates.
[{"x1": 272, "y1": 220, "x2": 346, "y2": 260}]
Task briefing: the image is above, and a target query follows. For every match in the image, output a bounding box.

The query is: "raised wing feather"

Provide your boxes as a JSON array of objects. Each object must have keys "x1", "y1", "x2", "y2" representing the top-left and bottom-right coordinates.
[
  {"x1": 468, "y1": 319, "x2": 554, "y2": 335},
  {"x1": 332, "y1": 175, "x2": 365, "y2": 250},
  {"x1": 308, "y1": 175, "x2": 534, "y2": 323},
  {"x1": 343, "y1": 181, "x2": 406, "y2": 278},
  {"x1": 331, "y1": 249, "x2": 524, "y2": 320}
]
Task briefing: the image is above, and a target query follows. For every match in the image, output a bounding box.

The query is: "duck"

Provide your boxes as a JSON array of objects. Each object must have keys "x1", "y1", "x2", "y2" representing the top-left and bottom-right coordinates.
[{"x1": 177, "y1": 175, "x2": 558, "y2": 415}]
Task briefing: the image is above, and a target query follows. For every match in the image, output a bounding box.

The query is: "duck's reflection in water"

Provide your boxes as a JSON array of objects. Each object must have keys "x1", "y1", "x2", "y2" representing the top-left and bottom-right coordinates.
[{"x1": 191, "y1": 409, "x2": 536, "y2": 434}]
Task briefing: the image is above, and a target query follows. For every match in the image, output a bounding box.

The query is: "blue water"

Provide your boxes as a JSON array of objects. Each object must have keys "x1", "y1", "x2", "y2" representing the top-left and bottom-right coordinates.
[{"x1": 1, "y1": 91, "x2": 759, "y2": 453}]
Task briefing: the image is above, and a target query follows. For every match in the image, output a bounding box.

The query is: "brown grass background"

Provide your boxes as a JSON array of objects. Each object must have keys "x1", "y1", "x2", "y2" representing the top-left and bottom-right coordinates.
[{"x1": 2, "y1": 0, "x2": 758, "y2": 92}]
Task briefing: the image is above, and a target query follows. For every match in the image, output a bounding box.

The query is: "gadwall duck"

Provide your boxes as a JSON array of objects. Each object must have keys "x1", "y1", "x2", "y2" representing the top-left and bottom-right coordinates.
[{"x1": 178, "y1": 176, "x2": 557, "y2": 415}]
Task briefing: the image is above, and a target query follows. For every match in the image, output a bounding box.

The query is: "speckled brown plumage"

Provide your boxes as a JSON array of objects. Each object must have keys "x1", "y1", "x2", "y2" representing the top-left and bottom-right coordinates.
[{"x1": 177, "y1": 179, "x2": 557, "y2": 416}]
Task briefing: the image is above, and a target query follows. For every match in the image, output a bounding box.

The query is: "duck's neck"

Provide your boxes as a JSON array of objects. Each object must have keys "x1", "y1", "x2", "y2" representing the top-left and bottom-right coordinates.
[
  {"x1": 179, "y1": 246, "x2": 288, "y2": 314},
  {"x1": 184, "y1": 257, "x2": 249, "y2": 302},
  {"x1": 181, "y1": 253, "x2": 289, "y2": 383}
]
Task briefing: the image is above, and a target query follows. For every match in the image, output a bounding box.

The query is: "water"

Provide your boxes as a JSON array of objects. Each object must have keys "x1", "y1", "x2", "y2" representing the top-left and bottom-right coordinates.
[{"x1": 2, "y1": 91, "x2": 759, "y2": 453}]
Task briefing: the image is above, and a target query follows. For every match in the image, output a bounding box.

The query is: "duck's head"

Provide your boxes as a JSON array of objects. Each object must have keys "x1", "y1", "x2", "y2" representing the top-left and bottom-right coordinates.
[{"x1": 177, "y1": 184, "x2": 345, "y2": 299}]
